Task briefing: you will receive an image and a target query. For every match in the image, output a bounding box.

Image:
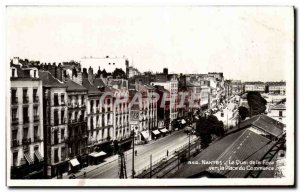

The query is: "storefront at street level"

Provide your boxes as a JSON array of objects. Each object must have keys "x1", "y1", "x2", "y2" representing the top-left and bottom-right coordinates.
[
  {"x1": 158, "y1": 127, "x2": 169, "y2": 137},
  {"x1": 151, "y1": 129, "x2": 161, "y2": 140},
  {"x1": 68, "y1": 158, "x2": 80, "y2": 173},
  {"x1": 11, "y1": 154, "x2": 44, "y2": 179},
  {"x1": 89, "y1": 151, "x2": 107, "y2": 165}
]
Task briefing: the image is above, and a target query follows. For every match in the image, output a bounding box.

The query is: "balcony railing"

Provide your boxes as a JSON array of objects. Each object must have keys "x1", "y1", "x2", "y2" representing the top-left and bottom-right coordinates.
[
  {"x1": 53, "y1": 120, "x2": 59, "y2": 126},
  {"x1": 61, "y1": 118, "x2": 67, "y2": 124},
  {"x1": 23, "y1": 96, "x2": 29, "y2": 104},
  {"x1": 33, "y1": 96, "x2": 39, "y2": 103},
  {"x1": 22, "y1": 138, "x2": 31, "y2": 145},
  {"x1": 11, "y1": 139, "x2": 20, "y2": 147},
  {"x1": 23, "y1": 117, "x2": 29, "y2": 124},
  {"x1": 33, "y1": 136, "x2": 42, "y2": 142},
  {"x1": 33, "y1": 115, "x2": 39, "y2": 122},
  {"x1": 11, "y1": 118, "x2": 19, "y2": 125},
  {"x1": 11, "y1": 97, "x2": 18, "y2": 105}
]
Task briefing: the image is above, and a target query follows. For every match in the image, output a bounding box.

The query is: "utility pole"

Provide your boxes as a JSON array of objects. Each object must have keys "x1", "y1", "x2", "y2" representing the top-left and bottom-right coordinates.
[
  {"x1": 150, "y1": 154, "x2": 152, "y2": 178},
  {"x1": 131, "y1": 129, "x2": 135, "y2": 178},
  {"x1": 188, "y1": 132, "x2": 191, "y2": 160}
]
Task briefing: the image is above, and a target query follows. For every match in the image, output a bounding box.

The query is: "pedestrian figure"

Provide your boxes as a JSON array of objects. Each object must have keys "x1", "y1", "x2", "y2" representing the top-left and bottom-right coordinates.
[
  {"x1": 167, "y1": 150, "x2": 169, "y2": 156},
  {"x1": 135, "y1": 150, "x2": 137, "y2": 156},
  {"x1": 83, "y1": 172, "x2": 86, "y2": 178}
]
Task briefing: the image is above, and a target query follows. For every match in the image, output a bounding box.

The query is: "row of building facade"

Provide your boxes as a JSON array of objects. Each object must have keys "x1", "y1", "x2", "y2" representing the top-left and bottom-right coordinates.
[{"x1": 9, "y1": 57, "x2": 227, "y2": 179}]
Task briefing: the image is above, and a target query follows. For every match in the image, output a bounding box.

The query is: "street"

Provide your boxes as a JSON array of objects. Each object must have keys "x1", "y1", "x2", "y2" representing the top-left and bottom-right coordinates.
[{"x1": 74, "y1": 129, "x2": 197, "y2": 178}]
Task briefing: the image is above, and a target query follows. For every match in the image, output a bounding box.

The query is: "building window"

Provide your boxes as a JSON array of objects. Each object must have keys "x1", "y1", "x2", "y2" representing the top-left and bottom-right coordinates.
[
  {"x1": 90, "y1": 117, "x2": 94, "y2": 130},
  {"x1": 54, "y1": 93, "x2": 59, "y2": 106},
  {"x1": 23, "y1": 107, "x2": 29, "y2": 123},
  {"x1": 61, "y1": 129, "x2": 65, "y2": 140},
  {"x1": 54, "y1": 148, "x2": 59, "y2": 163},
  {"x1": 23, "y1": 88, "x2": 28, "y2": 103},
  {"x1": 90, "y1": 100, "x2": 94, "y2": 113},
  {"x1": 11, "y1": 89, "x2": 18, "y2": 104},
  {"x1": 81, "y1": 96, "x2": 84, "y2": 105},
  {"x1": 102, "y1": 115, "x2": 105, "y2": 127},
  {"x1": 13, "y1": 151, "x2": 18, "y2": 166},
  {"x1": 12, "y1": 69, "x2": 16, "y2": 77},
  {"x1": 33, "y1": 88, "x2": 38, "y2": 103},
  {"x1": 61, "y1": 110, "x2": 65, "y2": 124},
  {"x1": 279, "y1": 111, "x2": 283, "y2": 117},
  {"x1": 54, "y1": 130, "x2": 59, "y2": 145},
  {"x1": 33, "y1": 70, "x2": 37, "y2": 78},
  {"x1": 54, "y1": 110, "x2": 59, "y2": 126},
  {"x1": 61, "y1": 147, "x2": 66, "y2": 161},
  {"x1": 34, "y1": 126, "x2": 38, "y2": 141},
  {"x1": 61, "y1": 94, "x2": 65, "y2": 105},
  {"x1": 23, "y1": 127, "x2": 28, "y2": 141}
]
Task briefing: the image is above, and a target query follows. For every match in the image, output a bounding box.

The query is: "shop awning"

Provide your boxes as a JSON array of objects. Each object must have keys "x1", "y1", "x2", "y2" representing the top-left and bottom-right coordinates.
[
  {"x1": 181, "y1": 119, "x2": 186, "y2": 124},
  {"x1": 70, "y1": 158, "x2": 80, "y2": 167},
  {"x1": 34, "y1": 150, "x2": 43, "y2": 162},
  {"x1": 152, "y1": 130, "x2": 160, "y2": 135},
  {"x1": 160, "y1": 128, "x2": 168, "y2": 133},
  {"x1": 89, "y1": 151, "x2": 107, "y2": 158},
  {"x1": 24, "y1": 152, "x2": 34, "y2": 165},
  {"x1": 141, "y1": 130, "x2": 150, "y2": 140}
]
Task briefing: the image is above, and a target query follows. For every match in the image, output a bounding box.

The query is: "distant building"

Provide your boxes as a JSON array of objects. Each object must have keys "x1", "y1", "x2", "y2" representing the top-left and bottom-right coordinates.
[
  {"x1": 80, "y1": 56, "x2": 129, "y2": 77},
  {"x1": 268, "y1": 102, "x2": 286, "y2": 124},
  {"x1": 10, "y1": 63, "x2": 44, "y2": 179},
  {"x1": 266, "y1": 82, "x2": 286, "y2": 95},
  {"x1": 244, "y1": 82, "x2": 266, "y2": 93}
]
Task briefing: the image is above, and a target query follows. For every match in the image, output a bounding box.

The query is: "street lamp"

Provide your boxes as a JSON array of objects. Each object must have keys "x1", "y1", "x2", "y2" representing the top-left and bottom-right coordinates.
[
  {"x1": 188, "y1": 131, "x2": 191, "y2": 161},
  {"x1": 131, "y1": 127, "x2": 136, "y2": 178}
]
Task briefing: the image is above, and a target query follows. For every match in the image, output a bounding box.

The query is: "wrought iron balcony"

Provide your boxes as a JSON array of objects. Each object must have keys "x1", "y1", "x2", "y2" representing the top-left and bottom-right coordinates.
[
  {"x1": 11, "y1": 97, "x2": 18, "y2": 105},
  {"x1": 23, "y1": 96, "x2": 29, "y2": 104},
  {"x1": 11, "y1": 139, "x2": 20, "y2": 147},
  {"x1": 11, "y1": 118, "x2": 19, "y2": 125},
  {"x1": 33, "y1": 96, "x2": 39, "y2": 103},
  {"x1": 33, "y1": 115, "x2": 39, "y2": 122}
]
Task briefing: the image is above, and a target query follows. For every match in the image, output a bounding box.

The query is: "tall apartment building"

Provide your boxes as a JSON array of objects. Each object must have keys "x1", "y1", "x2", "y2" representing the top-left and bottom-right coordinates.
[
  {"x1": 65, "y1": 80, "x2": 88, "y2": 171},
  {"x1": 133, "y1": 84, "x2": 158, "y2": 142},
  {"x1": 10, "y1": 64, "x2": 44, "y2": 179},
  {"x1": 151, "y1": 74, "x2": 178, "y2": 131},
  {"x1": 39, "y1": 71, "x2": 69, "y2": 178}
]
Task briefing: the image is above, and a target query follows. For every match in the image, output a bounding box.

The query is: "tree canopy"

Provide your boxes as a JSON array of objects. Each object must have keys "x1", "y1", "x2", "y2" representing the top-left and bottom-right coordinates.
[
  {"x1": 246, "y1": 91, "x2": 267, "y2": 116},
  {"x1": 195, "y1": 115, "x2": 225, "y2": 148},
  {"x1": 238, "y1": 106, "x2": 249, "y2": 120}
]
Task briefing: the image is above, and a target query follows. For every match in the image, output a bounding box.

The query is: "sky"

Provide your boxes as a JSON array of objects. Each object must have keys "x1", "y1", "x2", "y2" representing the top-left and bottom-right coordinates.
[{"x1": 6, "y1": 6, "x2": 294, "y2": 81}]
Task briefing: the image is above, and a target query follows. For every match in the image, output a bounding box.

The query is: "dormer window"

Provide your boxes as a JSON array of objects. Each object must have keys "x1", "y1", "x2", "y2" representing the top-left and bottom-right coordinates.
[
  {"x1": 33, "y1": 70, "x2": 37, "y2": 78},
  {"x1": 12, "y1": 68, "x2": 16, "y2": 77}
]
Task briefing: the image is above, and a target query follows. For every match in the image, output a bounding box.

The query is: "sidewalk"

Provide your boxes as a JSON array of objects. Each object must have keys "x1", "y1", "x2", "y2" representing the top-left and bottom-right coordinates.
[{"x1": 59, "y1": 129, "x2": 184, "y2": 179}]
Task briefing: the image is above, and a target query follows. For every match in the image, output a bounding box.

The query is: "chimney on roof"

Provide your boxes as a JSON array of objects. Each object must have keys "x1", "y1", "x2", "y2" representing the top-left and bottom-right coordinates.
[
  {"x1": 82, "y1": 68, "x2": 88, "y2": 78},
  {"x1": 163, "y1": 68, "x2": 168, "y2": 75},
  {"x1": 88, "y1": 66, "x2": 94, "y2": 85},
  {"x1": 12, "y1": 57, "x2": 20, "y2": 65}
]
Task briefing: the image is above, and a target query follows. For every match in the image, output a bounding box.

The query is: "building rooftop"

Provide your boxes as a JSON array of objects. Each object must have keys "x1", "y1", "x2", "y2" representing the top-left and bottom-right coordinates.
[
  {"x1": 65, "y1": 80, "x2": 87, "y2": 92},
  {"x1": 171, "y1": 115, "x2": 284, "y2": 178},
  {"x1": 82, "y1": 78, "x2": 101, "y2": 95},
  {"x1": 39, "y1": 71, "x2": 66, "y2": 88}
]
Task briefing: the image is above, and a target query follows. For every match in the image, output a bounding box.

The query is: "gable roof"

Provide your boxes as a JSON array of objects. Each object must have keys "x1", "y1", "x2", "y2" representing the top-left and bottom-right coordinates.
[
  {"x1": 39, "y1": 71, "x2": 67, "y2": 88},
  {"x1": 171, "y1": 127, "x2": 276, "y2": 178},
  {"x1": 94, "y1": 78, "x2": 106, "y2": 88},
  {"x1": 82, "y1": 78, "x2": 101, "y2": 95},
  {"x1": 65, "y1": 80, "x2": 87, "y2": 92}
]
